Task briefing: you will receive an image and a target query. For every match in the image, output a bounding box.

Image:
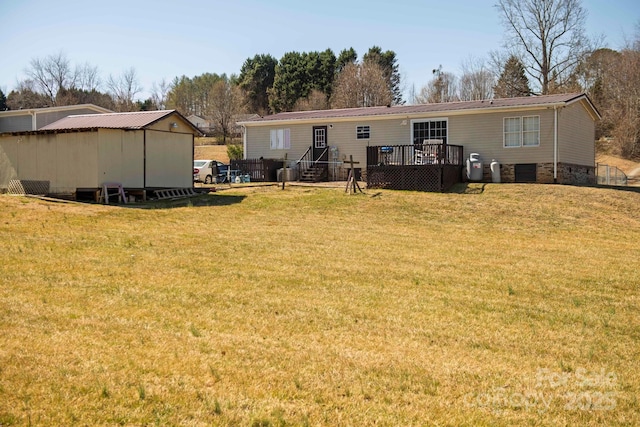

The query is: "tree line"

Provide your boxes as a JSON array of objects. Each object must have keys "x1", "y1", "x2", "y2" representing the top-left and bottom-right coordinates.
[{"x1": 1, "y1": 0, "x2": 638, "y2": 158}]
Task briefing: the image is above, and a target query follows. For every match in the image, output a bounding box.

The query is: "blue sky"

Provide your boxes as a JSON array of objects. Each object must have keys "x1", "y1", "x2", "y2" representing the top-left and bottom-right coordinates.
[{"x1": 1, "y1": 0, "x2": 638, "y2": 102}]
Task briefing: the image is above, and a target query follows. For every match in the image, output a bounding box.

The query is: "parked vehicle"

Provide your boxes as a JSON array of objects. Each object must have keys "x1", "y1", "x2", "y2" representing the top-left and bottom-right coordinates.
[{"x1": 193, "y1": 160, "x2": 229, "y2": 184}]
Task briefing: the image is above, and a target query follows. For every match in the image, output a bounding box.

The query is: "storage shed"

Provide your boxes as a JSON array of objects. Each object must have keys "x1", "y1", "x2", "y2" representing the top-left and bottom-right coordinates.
[{"x1": 0, "y1": 110, "x2": 201, "y2": 198}]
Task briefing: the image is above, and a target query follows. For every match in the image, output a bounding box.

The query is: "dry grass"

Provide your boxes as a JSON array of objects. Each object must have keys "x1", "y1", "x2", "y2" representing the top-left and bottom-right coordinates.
[
  {"x1": 596, "y1": 153, "x2": 640, "y2": 175},
  {"x1": 194, "y1": 144, "x2": 230, "y2": 163},
  {"x1": 1, "y1": 184, "x2": 639, "y2": 426}
]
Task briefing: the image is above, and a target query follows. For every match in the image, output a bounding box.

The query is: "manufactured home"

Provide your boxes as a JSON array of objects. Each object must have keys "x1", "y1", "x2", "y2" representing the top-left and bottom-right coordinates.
[
  {"x1": 0, "y1": 110, "x2": 201, "y2": 198},
  {"x1": 0, "y1": 104, "x2": 113, "y2": 133},
  {"x1": 239, "y1": 93, "x2": 600, "y2": 190}
]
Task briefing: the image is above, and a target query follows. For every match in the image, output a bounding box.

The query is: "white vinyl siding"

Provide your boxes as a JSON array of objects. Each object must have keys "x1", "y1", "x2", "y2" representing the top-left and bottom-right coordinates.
[{"x1": 557, "y1": 102, "x2": 596, "y2": 166}]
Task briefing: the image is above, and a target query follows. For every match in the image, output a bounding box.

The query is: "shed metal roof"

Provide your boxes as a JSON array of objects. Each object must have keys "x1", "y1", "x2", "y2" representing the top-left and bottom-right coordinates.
[
  {"x1": 39, "y1": 110, "x2": 200, "y2": 133},
  {"x1": 239, "y1": 93, "x2": 600, "y2": 124}
]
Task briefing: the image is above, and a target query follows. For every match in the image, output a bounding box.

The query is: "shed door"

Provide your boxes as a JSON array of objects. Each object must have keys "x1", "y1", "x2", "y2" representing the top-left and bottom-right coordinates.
[{"x1": 312, "y1": 126, "x2": 328, "y2": 163}]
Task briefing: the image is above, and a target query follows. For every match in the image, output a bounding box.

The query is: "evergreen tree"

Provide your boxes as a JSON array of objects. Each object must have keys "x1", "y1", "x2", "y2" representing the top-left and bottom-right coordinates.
[
  {"x1": 237, "y1": 54, "x2": 277, "y2": 115},
  {"x1": 0, "y1": 89, "x2": 7, "y2": 110},
  {"x1": 269, "y1": 50, "x2": 337, "y2": 113},
  {"x1": 336, "y1": 48, "x2": 358, "y2": 74},
  {"x1": 363, "y1": 46, "x2": 403, "y2": 105},
  {"x1": 494, "y1": 56, "x2": 531, "y2": 98},
  {"x1": 269, "y1": 51, "x2": 308, "y2": 113}
]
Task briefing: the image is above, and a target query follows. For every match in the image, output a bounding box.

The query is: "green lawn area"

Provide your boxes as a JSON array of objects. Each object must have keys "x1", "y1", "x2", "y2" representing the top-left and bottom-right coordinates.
[{"x1": 1, "y1": 184, "x2": 638, "y2": 426}]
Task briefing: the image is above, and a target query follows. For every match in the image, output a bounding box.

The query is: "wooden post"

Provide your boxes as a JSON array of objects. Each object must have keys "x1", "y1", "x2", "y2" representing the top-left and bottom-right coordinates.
[
  {"x1": 282, "y1": 153, "x2": 287, "y2": 190},
  {"x1": 344, "y1": 155, "x2": 363, "y2": 194}
]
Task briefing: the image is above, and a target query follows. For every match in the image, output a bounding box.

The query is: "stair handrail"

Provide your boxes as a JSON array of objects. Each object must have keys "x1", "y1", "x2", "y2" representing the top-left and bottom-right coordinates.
[
  {"x1": 312, "y1": 147, "x2": 329, "y2": 167},
  {"x1": 296, "y1": 146, "x2": 313, "y2": 173}
]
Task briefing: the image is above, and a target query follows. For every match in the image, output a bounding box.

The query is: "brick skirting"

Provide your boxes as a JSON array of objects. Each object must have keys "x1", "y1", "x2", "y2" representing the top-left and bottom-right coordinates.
[{"x1": 480, "y1": 162, "x2": 595, "y2": 185}]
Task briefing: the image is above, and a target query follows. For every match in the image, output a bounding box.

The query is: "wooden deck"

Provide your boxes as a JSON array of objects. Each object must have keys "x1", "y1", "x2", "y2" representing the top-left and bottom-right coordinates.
[{"x1": 366, "y1": 144, "x2": 464, "y2": 192}]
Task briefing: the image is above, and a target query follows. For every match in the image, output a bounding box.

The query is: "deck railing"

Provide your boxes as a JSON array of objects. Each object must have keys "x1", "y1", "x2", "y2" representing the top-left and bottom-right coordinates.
[
  {"x1": 366, "y1": 144, "x2": 464, "y2": 192},
  {"x1": 367, "y1": 143, "x2": 464, "y2": 167},
  {"x1": 230, "y1": 159, "x2": 281, "y2": 182}
]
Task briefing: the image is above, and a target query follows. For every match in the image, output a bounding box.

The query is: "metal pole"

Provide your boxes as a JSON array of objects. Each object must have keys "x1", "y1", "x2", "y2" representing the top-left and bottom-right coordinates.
[{"x1": 282, "y1": 153, "x2": 287, "y2": 190}]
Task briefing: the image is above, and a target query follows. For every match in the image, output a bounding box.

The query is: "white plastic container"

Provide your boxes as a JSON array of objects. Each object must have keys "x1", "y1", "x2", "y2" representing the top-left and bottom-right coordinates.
[{"x1": 490, "y1": 159, "x2": 501, "y2": 183}]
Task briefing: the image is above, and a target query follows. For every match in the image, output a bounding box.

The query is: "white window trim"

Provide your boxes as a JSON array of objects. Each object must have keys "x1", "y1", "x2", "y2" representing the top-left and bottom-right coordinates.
[
  {"x1": 410, "y1": 118, "x2": 449, "y2": 144},
  {"x1": 503, "y1": 115, "x2": 541, "y2": 148},
  {"x1": 522, "y1": 115, "x2": 540, "y2": 147},
  {"x1": 270, "y1": 128, "x2": 291, "y2": 150},
  {"x1": 503, "y1": 116, "x2": 522, "y2": 148}
]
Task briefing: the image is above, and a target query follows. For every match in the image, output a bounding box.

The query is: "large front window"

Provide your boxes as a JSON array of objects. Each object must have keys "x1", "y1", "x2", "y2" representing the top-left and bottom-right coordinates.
[{"x1": 412, "y1": 120, "x2": 447, "y2": 144}]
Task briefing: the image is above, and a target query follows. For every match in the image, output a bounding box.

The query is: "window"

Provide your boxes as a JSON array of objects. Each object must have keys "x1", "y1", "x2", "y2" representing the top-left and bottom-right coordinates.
[
  {"x1": 270, "y1": 128, "x2": 291, "y2": 150},
  {"x1": 522, "y1": 116, "x2": 540, "y2": 146},
  {"x1": 504, "y1": 116, "x2": 540, "y2": 147},
  {"x1": 314, "y1": 127, "x2": 326, "y2": 148},
  {"x1": 412, "y1": 120, "x2": 447, "y2": 144},
  {"x1": 356, "y1": 125, "x2": 370, "y2": 139},
  {"x1": 504, "y1": 117, "x2": 521, "y2": 147}
]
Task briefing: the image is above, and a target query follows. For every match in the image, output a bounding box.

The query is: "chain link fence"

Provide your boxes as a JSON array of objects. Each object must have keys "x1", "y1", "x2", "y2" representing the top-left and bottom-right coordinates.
[{"x1": 596, "y1": 164, "x2": 627, "y2": 186}]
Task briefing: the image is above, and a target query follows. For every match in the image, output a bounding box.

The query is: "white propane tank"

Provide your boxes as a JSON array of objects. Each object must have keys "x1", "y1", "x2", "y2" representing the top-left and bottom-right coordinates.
[
  {"x1": 466, "y1": 153, "x2": 483, "y2": 181},
  {"x1": 490, "y1": 159, "x2": 501, "y2": 183}
]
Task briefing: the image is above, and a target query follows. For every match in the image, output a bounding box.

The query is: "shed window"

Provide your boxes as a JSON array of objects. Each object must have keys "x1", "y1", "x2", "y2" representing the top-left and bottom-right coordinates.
[{"x1": 356, "y1": 125, "x2": 370, "y2": 139}]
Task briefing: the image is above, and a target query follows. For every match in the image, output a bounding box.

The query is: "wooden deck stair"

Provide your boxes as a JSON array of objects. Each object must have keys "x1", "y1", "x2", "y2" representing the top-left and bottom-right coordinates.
[{"x1": 299, "y1": 166, "x2": 326, "y2": 182}]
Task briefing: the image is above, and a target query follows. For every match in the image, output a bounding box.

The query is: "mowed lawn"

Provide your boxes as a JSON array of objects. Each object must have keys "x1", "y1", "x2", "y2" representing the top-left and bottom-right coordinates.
[{"x1": 0, "y1": 184, "x2": 638, "y2": 426}]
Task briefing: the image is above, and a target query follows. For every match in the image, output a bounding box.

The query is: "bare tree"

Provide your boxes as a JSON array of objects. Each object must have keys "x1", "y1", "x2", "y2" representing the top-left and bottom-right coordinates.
[
  {"x1": 75, "y1": 62, "x2": 101, "y2": 92},
  {"x1": 496, "y1": 0, "x2": 592, "y2": 94},
  {"x1": 415, "y1": 67, "x2": 458, "y2": 104},
  {"x1": 107, "y1": 68, "x2": 142, "y2": 112},
  {"x1": 294, "y1": 89, "x2": 329, "y2": 111},
  {"x1": 606, "y1": 46, "x2": 640, "y2": 158},
  {"x1": 207, "y1": 79, "x2": 242, "y2": 144},
  {"x1": 459, "y1": 57, "x2": 495, "y2": 101},
  {"x1": 150, "y1": 78, "x2": 170, "y2": 110},
  {"x1": 330, "y1": 61, "x2": 392, "y2": 108},
  {"x1": 25, "y1": 51, "x2": 77, "y2": 105}
]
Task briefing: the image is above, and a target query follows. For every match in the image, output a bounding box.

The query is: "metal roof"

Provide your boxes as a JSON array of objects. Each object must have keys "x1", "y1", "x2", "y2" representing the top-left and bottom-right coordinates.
[
  {"x1": 0, "y1": 104, "x2": 113, "y2": 118},
  {"x1": 240, "y1": 93, "x2": 599, "y2": 124},
  {"x1": 40, "y1": 110, "x2": 187, "y2": 131}
]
